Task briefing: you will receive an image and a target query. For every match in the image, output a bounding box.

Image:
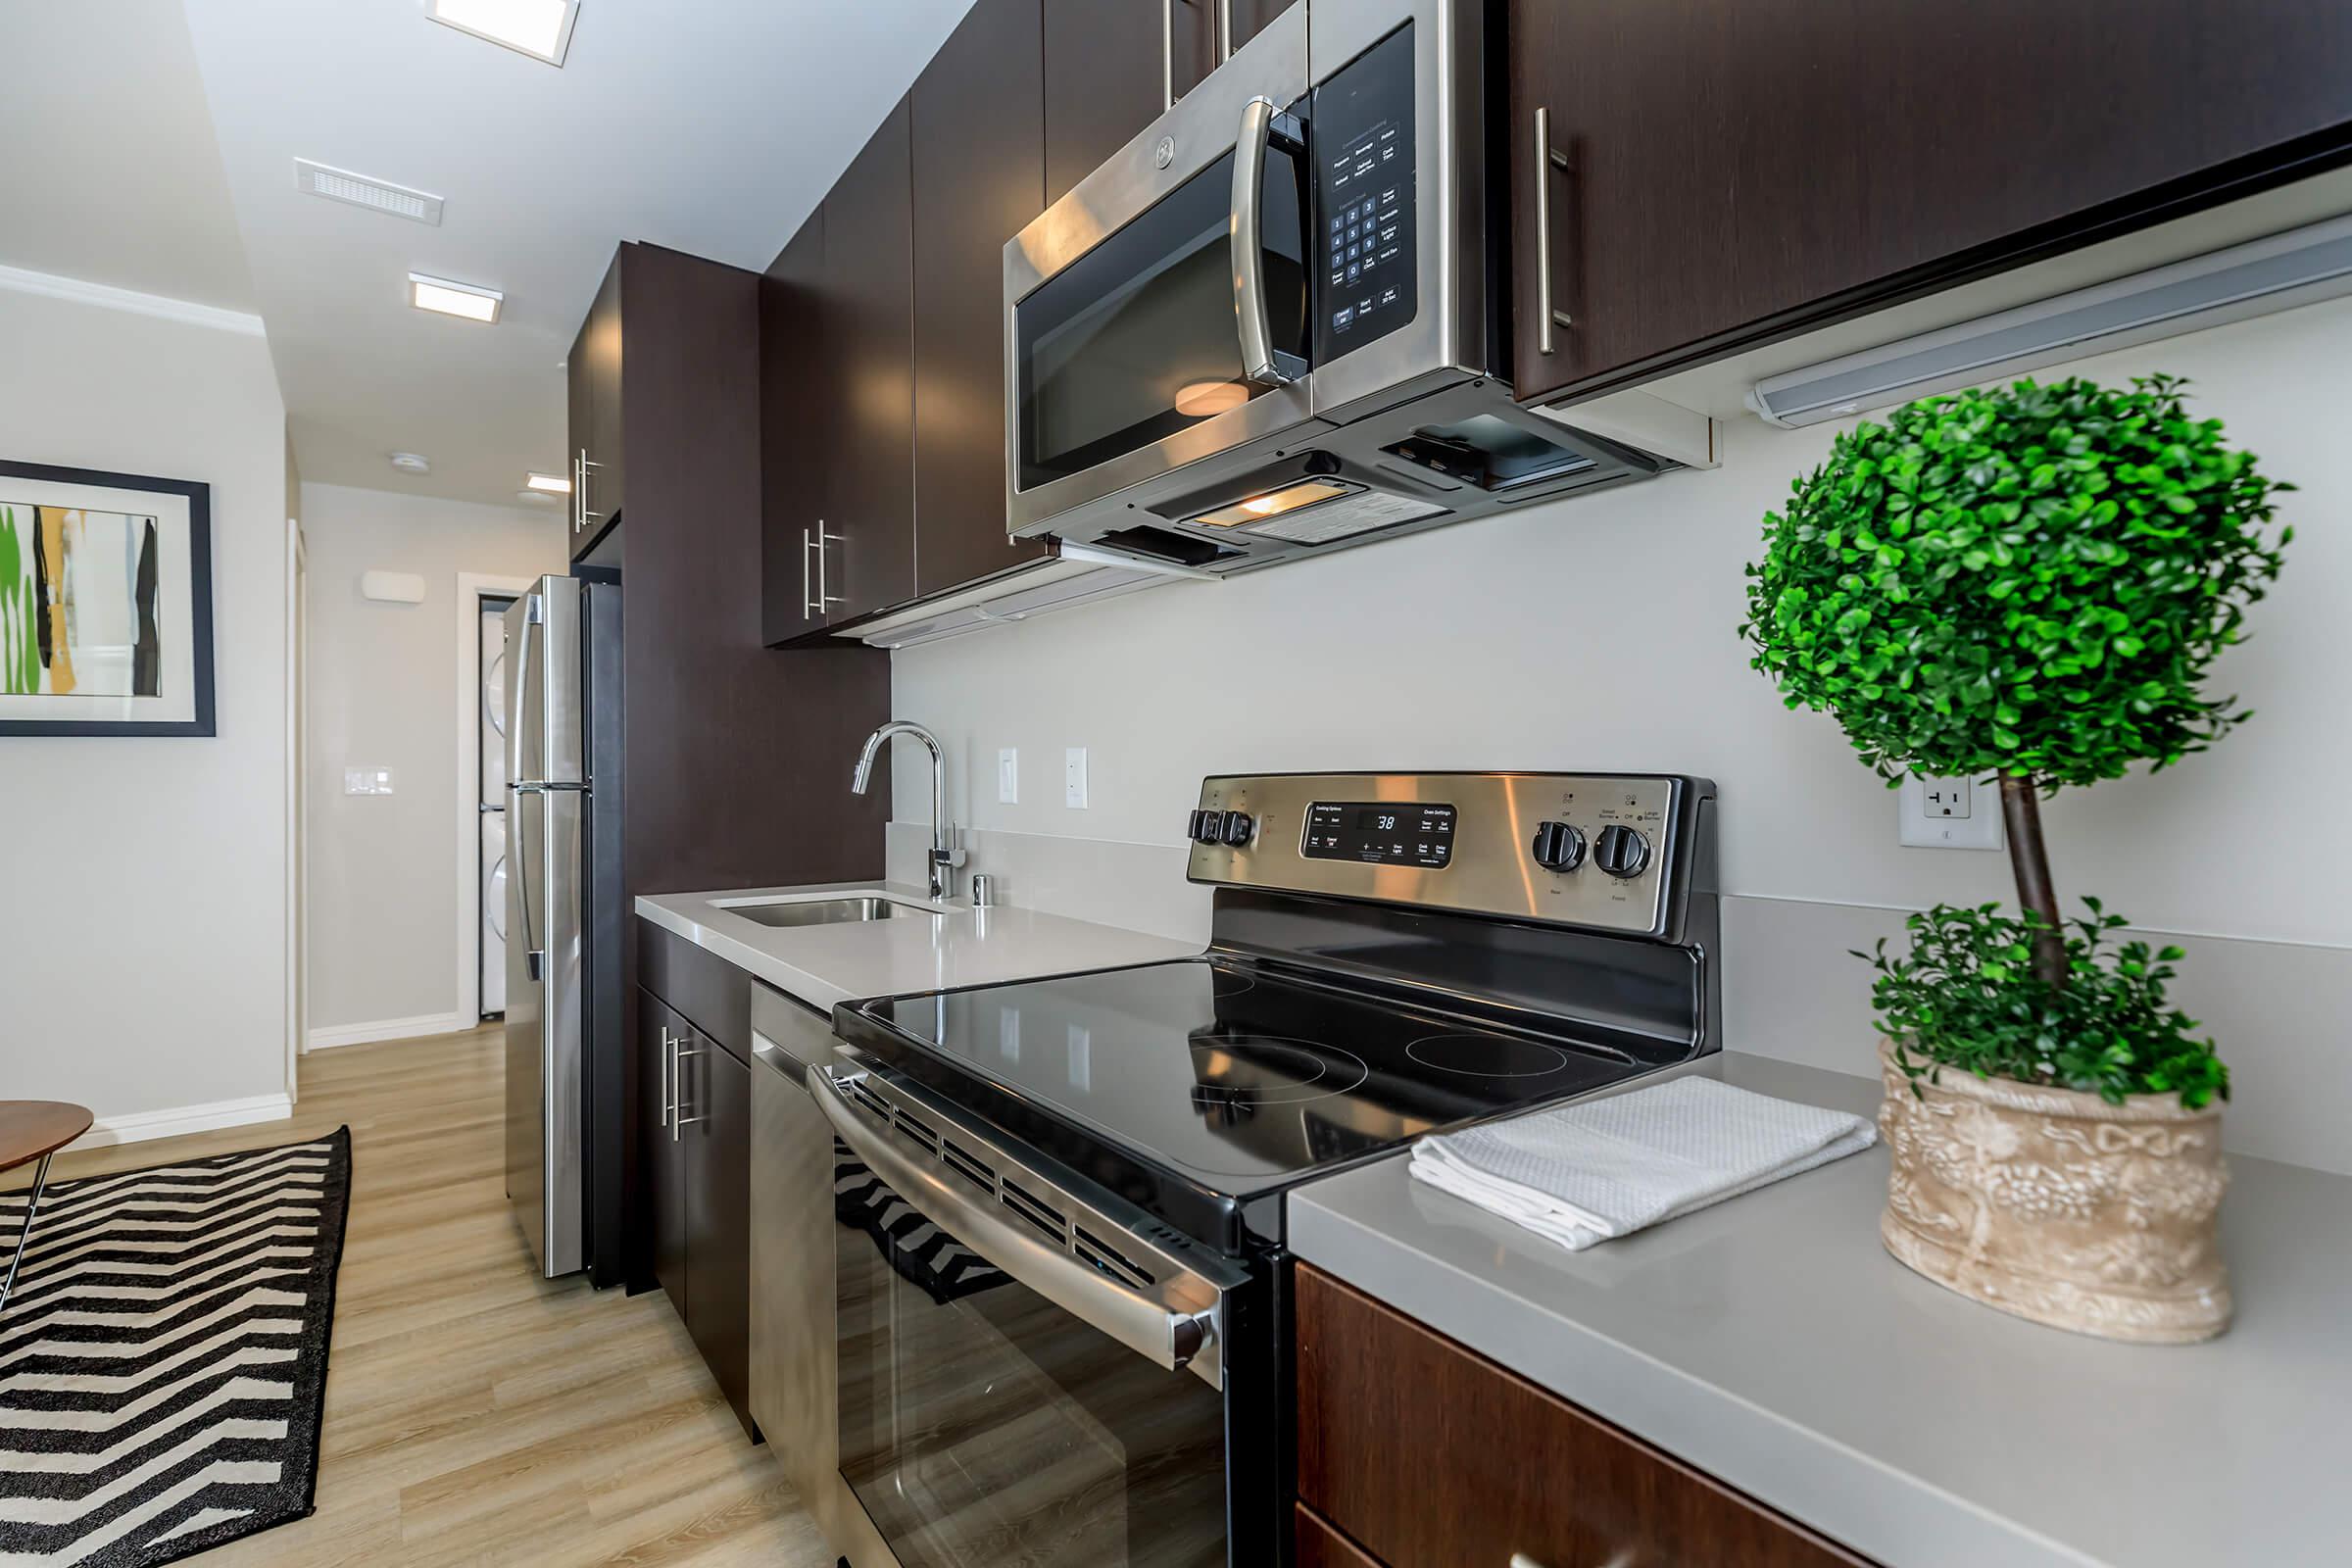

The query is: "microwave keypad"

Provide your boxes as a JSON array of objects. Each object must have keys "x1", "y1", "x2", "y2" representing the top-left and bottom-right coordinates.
[{"x1": 1313, "y1": 24, "x2": 1418, "y2": 364}]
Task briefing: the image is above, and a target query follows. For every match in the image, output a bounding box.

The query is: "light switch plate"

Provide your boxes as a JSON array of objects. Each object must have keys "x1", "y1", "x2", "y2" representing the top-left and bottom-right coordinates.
[
  {"x1": 1063, "y1": 747, "x2": 1089, "y2": 808},
  {"x1": 1899, "y1": 774, "x2": 2004, "y2": 850},
  {"x1": 998, "y1": 748, "x2": 1019, "y2": 804}
]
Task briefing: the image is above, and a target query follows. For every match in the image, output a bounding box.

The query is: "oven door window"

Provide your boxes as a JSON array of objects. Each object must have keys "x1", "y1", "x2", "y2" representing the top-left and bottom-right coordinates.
[
  {"x1": 1013, "y1": 139, "x2": 1309, "y2": 493},
  {"x1": 835, "y1": 1147, "x2": 1227, "y2": 1568}
]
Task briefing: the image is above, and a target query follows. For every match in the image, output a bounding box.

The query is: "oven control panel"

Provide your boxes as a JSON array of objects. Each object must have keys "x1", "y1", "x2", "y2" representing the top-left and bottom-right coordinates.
[
  {"x1": 1185, "y1": 772, "x2": 1713, "y2": 939},
  {"x1": 1312, "y1": 23, "x2": 1418, "y2": 363}
]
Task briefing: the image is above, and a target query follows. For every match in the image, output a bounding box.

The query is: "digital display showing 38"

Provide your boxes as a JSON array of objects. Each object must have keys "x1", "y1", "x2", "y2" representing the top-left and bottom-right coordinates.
[{"x1": 1301, "y1": 801, "x2": 1455, "y2": 867}]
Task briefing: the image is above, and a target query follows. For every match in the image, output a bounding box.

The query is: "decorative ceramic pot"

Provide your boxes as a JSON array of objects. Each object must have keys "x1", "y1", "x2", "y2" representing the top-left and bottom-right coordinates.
[{"x1": 1875, "y1": 1039, "x2": 2230, "y2": 1343}]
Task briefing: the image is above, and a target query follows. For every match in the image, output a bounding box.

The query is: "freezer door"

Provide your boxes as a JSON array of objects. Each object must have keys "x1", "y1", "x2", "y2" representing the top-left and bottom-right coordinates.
[
  {"x1": 504, "y1": 781, "x2": 586, "y2": 1276},
  {"x1": 503, "y1": 576, "x2": 586, "y2": 787}
]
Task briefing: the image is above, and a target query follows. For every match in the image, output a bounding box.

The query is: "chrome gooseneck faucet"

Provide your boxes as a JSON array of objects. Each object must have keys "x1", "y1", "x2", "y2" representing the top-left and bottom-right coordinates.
[{"x1": 852, "y1": 720, "x2": 966, "y2": 902}]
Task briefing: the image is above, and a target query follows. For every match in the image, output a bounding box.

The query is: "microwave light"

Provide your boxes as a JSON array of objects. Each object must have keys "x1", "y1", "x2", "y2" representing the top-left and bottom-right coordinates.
[
  {"x1": 1189, "y1": 478, "x2": 1354, "y2": 528},
  {"x1": 1174, "y1": 379, "x2": 1250, "y2": 417}
]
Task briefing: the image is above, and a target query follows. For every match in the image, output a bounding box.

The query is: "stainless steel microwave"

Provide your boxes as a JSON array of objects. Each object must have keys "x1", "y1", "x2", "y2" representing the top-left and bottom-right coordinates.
[{"x1": 1003, "y1": 0, "x2": 1693, "y2": 577}]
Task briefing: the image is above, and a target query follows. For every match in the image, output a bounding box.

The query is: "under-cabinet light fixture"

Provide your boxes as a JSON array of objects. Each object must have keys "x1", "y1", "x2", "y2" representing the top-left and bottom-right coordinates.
[
  {"x1": 425, "y1": 0, "x2": 580, "y2": 67},
  {"x1": 409, "y1": 271, "x2": 503, "y2": 323},
  {"x1": 524, "y1": 471, "x2": 572, "y2": 495},
  {"x1": 1749, "y1": 212, "x2": 2352, "y2": 426}
]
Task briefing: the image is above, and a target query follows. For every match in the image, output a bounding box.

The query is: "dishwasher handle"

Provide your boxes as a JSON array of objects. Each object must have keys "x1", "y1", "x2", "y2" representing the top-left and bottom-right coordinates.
[{"x1": 810, "y1": 1064, "x2": 1221, "y2": 1389}]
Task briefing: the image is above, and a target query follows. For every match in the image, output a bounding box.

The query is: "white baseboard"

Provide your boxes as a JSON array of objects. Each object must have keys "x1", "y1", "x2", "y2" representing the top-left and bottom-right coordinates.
[
  {"x1": 71, "y1": 1094, "x2": 295, "y2": 1152},
  {"x1": 305, "y1": 1010, "x2": 473, "y2": 1052}
]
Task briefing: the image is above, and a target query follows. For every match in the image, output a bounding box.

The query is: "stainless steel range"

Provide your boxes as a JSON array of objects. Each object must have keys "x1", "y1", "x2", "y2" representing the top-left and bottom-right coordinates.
[{"x1": 818, "y1": 770, "x2": 1720, "y2": 1567}]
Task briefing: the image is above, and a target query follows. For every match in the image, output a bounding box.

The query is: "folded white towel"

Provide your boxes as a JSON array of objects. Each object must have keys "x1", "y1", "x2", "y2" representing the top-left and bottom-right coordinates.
[{"x1": 1409, "y1": 1075, "x2": 1877, "y2": 1251}]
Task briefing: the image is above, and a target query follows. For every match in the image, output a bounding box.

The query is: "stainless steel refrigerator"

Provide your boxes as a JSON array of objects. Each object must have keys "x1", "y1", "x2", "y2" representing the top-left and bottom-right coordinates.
[{"x1": 503, "y1": 574, "x2": 624, "y2": 1281}]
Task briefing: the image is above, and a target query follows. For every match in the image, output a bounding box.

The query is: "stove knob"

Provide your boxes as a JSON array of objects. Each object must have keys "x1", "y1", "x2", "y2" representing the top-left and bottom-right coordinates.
[
  {"x1": 1593, "y1": 823, "x2": 1651, "y2": 878},
  {"x1": 1188, "y1": 809, "x2": 1223, "y2": 845},
  {"x1": 1530, "y1": 820, "x2": 1586, "y2": 872},
  {"x1": 1220, "y1": 810, "x2": 1255, "y2": 847}
]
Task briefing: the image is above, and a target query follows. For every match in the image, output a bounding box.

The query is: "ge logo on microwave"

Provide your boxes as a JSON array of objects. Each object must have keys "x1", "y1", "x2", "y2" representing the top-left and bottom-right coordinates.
[{"x1": 1153, "y1": 136, "x2": 1176, "y2": 170}]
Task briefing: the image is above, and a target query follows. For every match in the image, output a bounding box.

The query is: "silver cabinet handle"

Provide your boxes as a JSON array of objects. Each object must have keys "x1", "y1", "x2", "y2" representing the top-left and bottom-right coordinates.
[
  {"x1": 1218, "y1": 0, "x2": 1233, "y2": 61},
  {"x1": 812, "y1": 1066, "x2": 1219, "y2": 1386},
  {"x1": 1161, "y1": 0, "x2": 1175, "y2": 110},
  {"x1": 818, "y1": 526, "x2": 844, "y2": 611},
  {"x1": 659, "y1": 1025, "x2": 675, "y2": 1130},
  {"x1": 571, "y1": 451, "x2": 583, "y2": 532},
  {"x1": 802, "y1": 527, "x2": 817, "y2": 619},
  {"x1": 1231, "y1": 96, "x2": 1298, "y2": 388},
  {"x1": 1535, "y1": 108, "x2": 1573, "y2": 354},
  {"x1": 672, "y1": 1039, "x2": 709, "y2": 1140}
]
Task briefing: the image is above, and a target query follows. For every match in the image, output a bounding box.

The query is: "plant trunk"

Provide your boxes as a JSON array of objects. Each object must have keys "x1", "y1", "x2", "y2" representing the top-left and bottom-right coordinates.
[{"x1": 1999, "y1": 771, "x2": 2067, "y2": 987}]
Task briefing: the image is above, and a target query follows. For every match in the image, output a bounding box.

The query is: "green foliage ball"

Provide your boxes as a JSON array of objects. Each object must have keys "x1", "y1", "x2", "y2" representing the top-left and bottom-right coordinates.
[
  {"x1": 1740, "y1": 374, "x2": 2290, "y2": 787},
  {"x1": 1869, "y1": 901, "x2": 2228, "y2": 1107}
]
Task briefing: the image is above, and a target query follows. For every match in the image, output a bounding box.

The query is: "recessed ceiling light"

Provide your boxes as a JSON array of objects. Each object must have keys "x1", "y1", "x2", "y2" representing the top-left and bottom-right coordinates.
[
  {"x1": 389, "y1": 452, "x2": 432, "y2": 474},
  {"x1": 426, "y1": 0, "x2": 580, "y2": 67},
  {"x1": 523, "y1": 471, "x2": 572, "y2": 495},
  {"x1": 409, "y1": 271, "x2": 503, "y2": 323}
]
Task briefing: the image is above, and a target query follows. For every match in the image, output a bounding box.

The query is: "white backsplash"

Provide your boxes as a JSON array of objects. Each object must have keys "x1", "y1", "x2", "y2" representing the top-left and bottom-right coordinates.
[{"x1": 885, "y1": 297, "x2": 2352, "y2": 1177}]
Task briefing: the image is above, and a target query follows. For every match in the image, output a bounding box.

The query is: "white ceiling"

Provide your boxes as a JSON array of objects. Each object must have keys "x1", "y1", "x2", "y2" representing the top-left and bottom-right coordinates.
[
  {"x1": 0, "y1": 4, "x2": 256, "y2": 313},
  {"x1": 66, "y1": 0, "x2": 977, "y2": 508}
]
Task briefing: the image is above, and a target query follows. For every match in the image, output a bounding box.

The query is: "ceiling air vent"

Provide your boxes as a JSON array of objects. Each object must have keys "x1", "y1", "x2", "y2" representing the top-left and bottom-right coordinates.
[{"x1": 294, "y1": 160, "x2": 444, "y2": 226}]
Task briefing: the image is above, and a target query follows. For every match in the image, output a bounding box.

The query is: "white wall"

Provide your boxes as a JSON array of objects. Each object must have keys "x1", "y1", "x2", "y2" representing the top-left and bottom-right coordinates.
[
  {"x1": 892, "y1": 296, "x2": 2352, "y2": 1170},
  {"x1": 0, "y1": 282, "x2": 291, "y2": 1138},
  {"x1": 301, "y1": 481, "x2": 565, "y2": 1036}
]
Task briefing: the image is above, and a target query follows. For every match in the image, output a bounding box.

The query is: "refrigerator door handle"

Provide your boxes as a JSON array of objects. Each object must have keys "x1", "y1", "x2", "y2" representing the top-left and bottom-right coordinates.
[{"x1": 513, "y1": 780, "x2": 546, "y2": 979}]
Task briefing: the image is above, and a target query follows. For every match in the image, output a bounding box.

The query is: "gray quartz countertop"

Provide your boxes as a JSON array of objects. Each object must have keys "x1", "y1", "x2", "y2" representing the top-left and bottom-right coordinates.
[
  {"x1": 1289, "y1": 1052, "x2": 2352, "y2": 1568},
  {"x1": 634, "y1": 882, "x2": 1198, "y2": 1012}
]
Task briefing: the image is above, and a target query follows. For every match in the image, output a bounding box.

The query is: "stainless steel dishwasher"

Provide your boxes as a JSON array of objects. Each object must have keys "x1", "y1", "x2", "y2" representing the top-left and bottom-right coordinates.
[{"x1": 749, "y1": 982, "x2": 899, "y2": 1568}]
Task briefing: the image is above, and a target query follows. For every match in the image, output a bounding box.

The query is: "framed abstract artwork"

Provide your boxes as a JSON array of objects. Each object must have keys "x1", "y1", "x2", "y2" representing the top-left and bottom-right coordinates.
[{"x1": 0, "y1": 460, "x2": 215, "y2": 737}]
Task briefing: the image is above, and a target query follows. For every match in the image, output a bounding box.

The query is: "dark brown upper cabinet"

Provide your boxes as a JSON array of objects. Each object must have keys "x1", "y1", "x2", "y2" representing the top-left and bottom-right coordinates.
[
  {"x1": 911, "y1": 0, "x2": 1052, "y2": 599},
  {"x1": 1509, "y1": 0, "x2": 2352, "y2": 406},
  {"x1": 1224, "y1": 0, "x2": 1294, "y2": 57},
  {"x1": 817, "y1": 97, "x2": 918, "y2": 624},
  {"x1": 1042, "y1": 0, "x2": 1219, "y2": 206},
  {"x1": 567, "y1": 255, "x2": 623, "y2": 559},
  {"x1": 760, "y1": 211, "x2": 827, "y2": 646}
]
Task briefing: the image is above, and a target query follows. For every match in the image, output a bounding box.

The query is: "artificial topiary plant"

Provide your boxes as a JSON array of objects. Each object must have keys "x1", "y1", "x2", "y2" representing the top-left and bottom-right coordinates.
[{"x1": 1740, "y1": 374, "x2": 2289, "y2": 1102}]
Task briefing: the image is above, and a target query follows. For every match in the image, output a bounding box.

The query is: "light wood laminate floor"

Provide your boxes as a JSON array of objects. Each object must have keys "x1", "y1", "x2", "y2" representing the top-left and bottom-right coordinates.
[{"x1": 8, "y1": 1026, "x2": 834, "y2": 1567}]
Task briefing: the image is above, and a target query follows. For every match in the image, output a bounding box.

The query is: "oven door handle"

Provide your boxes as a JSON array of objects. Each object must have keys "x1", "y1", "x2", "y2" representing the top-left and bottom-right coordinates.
[
  {"x1": 812, "y1": 1066, "x2": 1222, "y2": 1390},
  {"x1": 1231, "y1": 94, "x2": 1301, "y2": 389}
]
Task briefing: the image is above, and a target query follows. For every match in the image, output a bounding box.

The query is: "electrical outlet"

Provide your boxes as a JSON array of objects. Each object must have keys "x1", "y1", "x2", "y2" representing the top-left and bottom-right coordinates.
[
  {"x1": 1899, "y1": 775, "x2": 2005, "y2": 850},
  {"x1": 1063, "y1": 747, "x2": 1089, "y2": 808},
  {"x1": 998, "y1": 748, "x2": 1019, "y2": 804}
]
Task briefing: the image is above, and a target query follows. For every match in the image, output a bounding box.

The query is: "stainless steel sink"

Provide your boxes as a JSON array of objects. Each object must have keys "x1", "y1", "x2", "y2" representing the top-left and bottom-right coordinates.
[{"x1": 724, "y1": 897, "x2": 924, "y2": 929}]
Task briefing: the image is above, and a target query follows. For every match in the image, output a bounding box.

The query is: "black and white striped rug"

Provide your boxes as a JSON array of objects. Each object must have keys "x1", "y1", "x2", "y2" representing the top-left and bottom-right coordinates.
[{"x1": 0, "y1": 1129, "x2": 351, "y2": 1566}]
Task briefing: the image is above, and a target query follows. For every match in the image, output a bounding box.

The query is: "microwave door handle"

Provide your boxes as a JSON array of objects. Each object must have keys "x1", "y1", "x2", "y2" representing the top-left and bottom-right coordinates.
[
  {"x1": 1231, "y1": 96, "x2": 1299, "y2": 389},
  {"x1": 811, "y1": 1066, "x2": 1221, "y2": 1389}
]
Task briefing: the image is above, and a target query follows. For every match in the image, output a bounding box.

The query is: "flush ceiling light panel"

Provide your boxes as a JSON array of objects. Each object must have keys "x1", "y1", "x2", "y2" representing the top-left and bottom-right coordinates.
[
  {"x1": 1751, "y1": 211, "x2": 2352, "y2": 426},
  {"x1": 294, "y1": 159, "x2": 444, "y2": 225},
  {"x1": 425, "y1": 0, "x2": 580, "y2": 66},
  {"x1": 409, "y1": 271, "x2": 503, "y2": 323}
]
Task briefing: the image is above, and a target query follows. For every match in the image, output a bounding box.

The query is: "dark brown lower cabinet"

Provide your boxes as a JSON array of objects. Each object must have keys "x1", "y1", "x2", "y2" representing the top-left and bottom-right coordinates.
[
  {"x1": 683, "y1": 1041, "x2": 753, "y2": 1438},
  {"x1": 1295, "y1": 1265, "x2": 1869, "y2": 1568},
  {"x1": 639, "y1": 989, "x2": 689, "y2": 1323},
  {"x1": 637, "y1": 984, "x2": 757, "y2": 1441}
]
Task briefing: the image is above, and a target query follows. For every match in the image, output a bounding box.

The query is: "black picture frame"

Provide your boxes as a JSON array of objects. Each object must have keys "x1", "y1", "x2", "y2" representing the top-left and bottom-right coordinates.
[{"x1": 0, "y1": 460, "x2": 216, "y2": 738}]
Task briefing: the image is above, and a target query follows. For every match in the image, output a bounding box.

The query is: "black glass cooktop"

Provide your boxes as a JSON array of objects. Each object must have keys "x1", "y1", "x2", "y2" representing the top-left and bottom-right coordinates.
[{"x1": 841, "y1": 956, "x2": 1650, "y2": 1211}]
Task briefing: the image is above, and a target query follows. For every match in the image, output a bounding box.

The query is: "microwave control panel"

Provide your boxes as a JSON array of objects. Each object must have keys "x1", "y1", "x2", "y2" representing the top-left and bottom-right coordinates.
[{"x1": 1313, "y1": 23, "x2": 1418, "y2": 365}]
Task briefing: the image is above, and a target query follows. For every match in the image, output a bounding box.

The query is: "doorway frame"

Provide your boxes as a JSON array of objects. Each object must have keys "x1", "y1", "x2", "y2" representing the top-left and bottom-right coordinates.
[{"x1": 457, "y1": 572, "x2": 537, "y2": 1028}]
